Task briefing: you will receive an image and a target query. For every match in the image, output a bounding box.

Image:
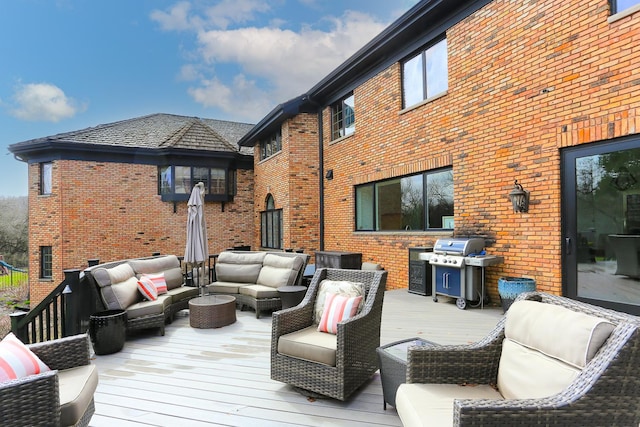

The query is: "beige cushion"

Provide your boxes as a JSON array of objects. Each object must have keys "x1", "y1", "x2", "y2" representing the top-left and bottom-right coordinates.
[
  {"x1": 256, "y1": 254, "x2": 303, "y2": 288},
  {"x1": 497, "y1": 300, "x2": 615, "y2": 399},
  {"x1": 205, "y1": 281, "x2": 251, "y2": 294},
  {"x1": 504, "y1": 300, "x2": 615, "y2": 368},
  {"x1": 313, "y1": 280, "x2": 364, "y2": 324},
  {"x1": 216, "y1": 256, "x2": 263, "y2": 284},
  {"x1": 277, "y1": 326, "x2": 337, "y2": 366},
  {"x1": 396, "y1": 383, "x2": 502, "y2": 427},
  {"x1": 239, "y1": 284, "x2": 280, "y2": 299},
  {"x1": 126, "y1": 295, "x2": 171, "y2": 318},
  {"x1": 361, "y1": 262, "x2": 382, "y2": 270},
  {"x1": 166, "y1": 285, "x2": 199, "y2": 302},
  {"x1": 58, "y1": 364, "x2": 99, "y2": 427},
  {"x1": 498, "y1": 338, "x2": 581, "y2": 399},
  {"x1": 93, "y1": 263, "x2": 135, "y2": 287},
  {"x1": 103, "y1": 276, "x2": 140, "y2": 310},
  {"x1": 128, "y1": 255, "x2": 180, "y2": 275}
]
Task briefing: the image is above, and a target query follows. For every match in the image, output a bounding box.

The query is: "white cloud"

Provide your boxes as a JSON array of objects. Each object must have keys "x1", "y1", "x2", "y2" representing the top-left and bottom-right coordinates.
[
  {"x1": 10, "y1": 83, "x2": 82, "y2": 122},
  {"x1": 193, "y1": 11, "x2": 386, "y2": 120},
  {"x1": 153, "y1": 2, "x2": 389, "y2": 121}
]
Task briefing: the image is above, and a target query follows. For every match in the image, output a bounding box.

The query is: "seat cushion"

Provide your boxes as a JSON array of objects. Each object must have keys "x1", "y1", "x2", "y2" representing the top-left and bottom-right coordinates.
[
  {"x1": 126, "y1": 295, "x2": 171, "y2": 318},
  {"x1": 166, "y1": 285, "x2": 199, "y2": 302},
  {"x1": 58, "y1": 364, "x2": 99, "y2": 427},
  {"x1": 205, "y1": 281, "x2": 251, "y2": 294},
  {"x1": 396, "y1": 383, "x2": 502, "y2": 427},
  {"x1": 239, "y1": 284, "x2": 280, "y2": 299},
  {"x1": 277, "y1": 326, "x2": 337, "y2": 366}
]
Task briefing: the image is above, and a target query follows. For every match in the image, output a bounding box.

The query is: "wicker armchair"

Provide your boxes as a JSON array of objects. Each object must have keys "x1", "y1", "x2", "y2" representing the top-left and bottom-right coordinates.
[
  {"x1": 399, "y1": 292, "x2": 640, "y2": 426},
  {"x1": 0, "y1": 334, "x2": 98, "y2": 427},
  {"x1": 271, "y1": 268, "x2": 387, "y2": 401}
]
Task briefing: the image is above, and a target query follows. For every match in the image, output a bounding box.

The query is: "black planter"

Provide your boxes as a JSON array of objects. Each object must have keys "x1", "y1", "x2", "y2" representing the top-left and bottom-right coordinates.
[{"x1": 89, "y1": 309, "x2": 127, "y2": 355}]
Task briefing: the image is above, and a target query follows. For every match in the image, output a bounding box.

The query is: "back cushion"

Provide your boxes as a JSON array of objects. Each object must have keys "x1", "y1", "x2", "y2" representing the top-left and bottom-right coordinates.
[
  {"x1": 92, "y1": 263, "x2": 139, "y2": 310},
  {"x1": 215, "y1": 251, "x2": 266, "y2": 283},
  {"x1": 313, "y1": 280, "x2": 364, "y2": 324},
  {"x1": 128, "y1": 255, "x2": 180, "y2": 275},
  {"x1": 498, "y1": 300, "x2": 615, "y2": 399},
  {"x1": 256, "y1": 254, "x2": 303, "y2": 288}
]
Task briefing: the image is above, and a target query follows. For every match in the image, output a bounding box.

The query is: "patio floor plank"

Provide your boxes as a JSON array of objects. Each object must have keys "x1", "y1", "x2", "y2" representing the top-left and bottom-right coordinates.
[{"x1": 90, "y1": 289, "x2": 503, "y2": 426}]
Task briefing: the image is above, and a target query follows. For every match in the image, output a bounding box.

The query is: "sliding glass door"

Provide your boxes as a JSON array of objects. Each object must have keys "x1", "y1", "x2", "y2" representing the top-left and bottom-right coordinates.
[{"x1": 562, "y1": 136, "x2": 640, "y2": 315}]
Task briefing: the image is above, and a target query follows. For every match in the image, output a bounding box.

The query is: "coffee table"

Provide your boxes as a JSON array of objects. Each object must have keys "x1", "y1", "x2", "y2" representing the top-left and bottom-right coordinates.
[
  {"x1": 376, "y1": 337, "x2": 434, "y2": 409},
  {"x1": 189, "y1": 295, "x2": 236, "y2": 328}
]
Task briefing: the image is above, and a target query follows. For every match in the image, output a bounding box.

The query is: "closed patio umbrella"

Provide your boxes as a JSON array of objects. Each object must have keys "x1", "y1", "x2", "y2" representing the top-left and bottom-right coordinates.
[{"x1": 184, "y1": 182, "x2": 208, "y2": 296}]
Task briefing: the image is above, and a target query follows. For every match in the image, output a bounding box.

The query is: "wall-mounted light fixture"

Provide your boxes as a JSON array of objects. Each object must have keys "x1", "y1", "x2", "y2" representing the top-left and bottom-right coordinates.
[
  {"x1": 325, "y1": 169, "x2": 334, "y2": 180},
  {"x1": 509, "y1": 180, "x2": 530, "y2": 213}
]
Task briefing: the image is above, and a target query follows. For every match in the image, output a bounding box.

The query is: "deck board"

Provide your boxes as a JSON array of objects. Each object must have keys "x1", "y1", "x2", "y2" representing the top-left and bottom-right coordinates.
[{"x1": 90, "y1": 290, "x2": 503, "y2": 426}]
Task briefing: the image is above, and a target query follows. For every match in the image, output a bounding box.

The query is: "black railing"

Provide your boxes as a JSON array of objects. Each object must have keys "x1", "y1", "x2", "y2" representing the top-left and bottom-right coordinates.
[
  {"x1": 10, "y1": 269, "x2": 88, "y2": 344},
  {"x1": 10, "y1": 251, "x2": 227, "y2": 344}
]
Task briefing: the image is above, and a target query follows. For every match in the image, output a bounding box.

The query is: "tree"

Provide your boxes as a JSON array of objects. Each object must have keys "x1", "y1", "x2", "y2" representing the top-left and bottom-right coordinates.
[{"x1": 0, "y1": 196, "x2": 28, "y2": 268}]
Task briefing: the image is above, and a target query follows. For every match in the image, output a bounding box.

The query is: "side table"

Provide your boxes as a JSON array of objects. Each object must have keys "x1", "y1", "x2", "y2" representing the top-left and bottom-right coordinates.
[
  {"x1": 277, "y1": 286, "x2": 307, "y2": 309},
  {"x1": 376, "y1": 337, "x2": 434, "y2": 409},
  {"x1": 89, "y1": 309, "x2": 127, "y2": 355},
  {"x1": 189, "y1": 295, "x2": 236, "y2": 328}
]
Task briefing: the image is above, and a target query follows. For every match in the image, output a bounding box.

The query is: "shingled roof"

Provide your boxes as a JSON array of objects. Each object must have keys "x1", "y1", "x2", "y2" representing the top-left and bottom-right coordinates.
[{"x1": 9, "y1": 113, "x2": 255, "y2": 156}]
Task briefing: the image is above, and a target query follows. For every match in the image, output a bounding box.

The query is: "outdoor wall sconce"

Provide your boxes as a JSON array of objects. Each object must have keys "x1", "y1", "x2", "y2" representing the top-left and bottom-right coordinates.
[
  {"x1": 325, "y1": 169, "x2": 334, "y2": 180},
  {"x1": 509, "y1": 180, "x2": 530, "y2": 213}
]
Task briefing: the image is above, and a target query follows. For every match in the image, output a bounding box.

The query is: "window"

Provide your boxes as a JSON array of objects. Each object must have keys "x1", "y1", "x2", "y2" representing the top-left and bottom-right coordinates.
[
  {"x1": 402, "y1": 38, "x2": 448, "y2": 109},
  {"x1": 331, "y1": 93, "x2": 355, "y2": 140},
  {"x1": 261, "y1": 195, "x2": 283, "y2": 249},
  {"x1": 612, "y1": 0, "x2": 640, "y2": 14},
  {"x1": 40, "y1": 246, "x2": 52, "y2": 279},
  {"x1": 260, "y1": 131, "x2": 282, "y2": 160},
  {"x1": 355, "y1": 168, "x2": 454, "y2": 231},
  {"x1": 40, "y1": 162, "x2": 52, "y2": 195},
  {"x1": 159, "y1": 166, "x2": 235, "y2": 202}
]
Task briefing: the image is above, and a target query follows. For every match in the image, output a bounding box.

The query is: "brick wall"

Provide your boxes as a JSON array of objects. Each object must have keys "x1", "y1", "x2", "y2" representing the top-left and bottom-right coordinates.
[
  {"x1": 319, "y1": 0, "x2": 640, "y2": 301},
  {"x1": 28, "y1": 160, "x2": 254, "y2": 305},
  {"x1": 253, "y1": 113, "x2": 320, "y2": 254}
]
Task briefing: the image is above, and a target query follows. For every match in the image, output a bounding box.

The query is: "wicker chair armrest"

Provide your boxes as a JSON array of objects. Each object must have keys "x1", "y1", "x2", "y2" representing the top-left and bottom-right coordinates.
[
  {"x1": 406, "y1": 318, "x2": 505, "y2": 384},
  {"x1": 28, "y1": 333, "x2": 91, "y2": 371},
  {"x1": 272, "y1": 303, "x2": 315, "y2": 338},
  {"x1": 0, "y1": 369, "x2": 61, "y2": 425}
]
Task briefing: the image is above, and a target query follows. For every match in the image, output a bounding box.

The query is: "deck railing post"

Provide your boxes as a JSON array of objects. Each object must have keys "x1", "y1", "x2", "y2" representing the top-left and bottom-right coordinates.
[
  {"x1": 10, "y1": 312, "x2": 28, "y2": 342},
  {"x1": 62, "y1": 269, "x2": 82, "y2": 336}
]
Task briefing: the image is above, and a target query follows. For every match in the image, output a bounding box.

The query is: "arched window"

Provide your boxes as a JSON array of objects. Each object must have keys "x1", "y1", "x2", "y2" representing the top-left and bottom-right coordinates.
[{"x1": 261, "y1": 194, "x2": 282, "y2": 249}]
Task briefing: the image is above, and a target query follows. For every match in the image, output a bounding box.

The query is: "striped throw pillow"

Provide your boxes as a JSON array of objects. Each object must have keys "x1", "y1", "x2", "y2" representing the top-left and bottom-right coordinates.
[
  {"x1": 317, "y1": 293, "x2": 363, "y2": 334},
  {"x1": 0, "y1": 333, "x2": 50, "y2": 383},
  {"x1": 142, "y1": 273, "x2": 168, "y2": 295},
  {"x1": 137, "y1": 276, "x2": 158, "y2": 301}
]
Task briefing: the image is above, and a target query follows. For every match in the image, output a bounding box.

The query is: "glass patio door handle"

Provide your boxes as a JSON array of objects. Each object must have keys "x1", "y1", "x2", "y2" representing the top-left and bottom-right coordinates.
[{"x1": 565, "y1": 237, "x2": 572, "y2": 255}]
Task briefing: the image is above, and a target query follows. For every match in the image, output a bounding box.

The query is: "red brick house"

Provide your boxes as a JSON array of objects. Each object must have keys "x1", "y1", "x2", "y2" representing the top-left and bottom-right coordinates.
[
  {"x1": 9, "y1": 114, "x2": 255, "y2": 303},
  {"x1": 238, "y1": 0, "x2": 640, "y2": 315},
  {"x1": 10, "y1": 0, "x2": 640, "y2": 315}
]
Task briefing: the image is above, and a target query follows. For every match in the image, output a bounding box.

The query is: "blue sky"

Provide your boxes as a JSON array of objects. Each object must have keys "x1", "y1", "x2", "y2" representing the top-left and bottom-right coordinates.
[{"x1": 0, "y1": 0, "x2": 418, "y2": 197}]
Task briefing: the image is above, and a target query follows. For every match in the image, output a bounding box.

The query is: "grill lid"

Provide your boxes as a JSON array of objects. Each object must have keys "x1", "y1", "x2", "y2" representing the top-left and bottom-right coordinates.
[{"x1": 433, "y1": 238, "x2": 485, "y2": 256}]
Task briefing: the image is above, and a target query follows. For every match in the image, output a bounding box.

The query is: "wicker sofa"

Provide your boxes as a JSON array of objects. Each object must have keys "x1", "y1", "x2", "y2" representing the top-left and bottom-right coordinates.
[
  {"x1": 204, "y1": 250, "x2": 310, "y2": 318},
  {"x1": 0, "y1": 334, "x2": 98, "y2": 427},
  {"x1": 83, "y1": 255, "x2": 200, "y2": 335},
  {"x1": 395, "y1": 292, "x2": 640, "y2": 426}
]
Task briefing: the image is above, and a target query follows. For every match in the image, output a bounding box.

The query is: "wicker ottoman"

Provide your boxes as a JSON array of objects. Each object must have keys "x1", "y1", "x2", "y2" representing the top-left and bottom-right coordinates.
[{"x1": 189, "y1": 295, "x2": 236, "y2": 328}]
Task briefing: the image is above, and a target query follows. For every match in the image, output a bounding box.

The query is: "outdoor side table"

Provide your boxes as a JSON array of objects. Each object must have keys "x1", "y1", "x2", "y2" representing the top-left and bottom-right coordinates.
[
  {"x1": 189, "y1": 295, "x2": 236, "y2": 328},
  {"x1": 89, "y1": 309, "x2": 127, "y2": 355},
  {"x1": 277, "y1": 286, "x2": 307, "y2": 309},
  {"x1": 376, "y1": 337, "x2": 434, "y2": 409}
]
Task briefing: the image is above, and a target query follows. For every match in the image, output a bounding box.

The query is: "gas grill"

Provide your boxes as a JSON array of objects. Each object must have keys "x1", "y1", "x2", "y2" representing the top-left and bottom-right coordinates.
[{"x1": 427, "y1": 237, "x2": 502, "y2": 309}]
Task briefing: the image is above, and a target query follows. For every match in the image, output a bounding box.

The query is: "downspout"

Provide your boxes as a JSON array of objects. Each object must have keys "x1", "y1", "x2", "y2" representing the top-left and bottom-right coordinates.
[{"x1": 318, "y1": 108, "x2": 325, "y2": 251}]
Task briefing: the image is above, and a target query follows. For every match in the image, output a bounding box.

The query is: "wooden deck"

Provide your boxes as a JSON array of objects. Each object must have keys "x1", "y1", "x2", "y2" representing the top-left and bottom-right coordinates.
[{"x1": 89, "y1": 290, "x2": 504, "y2": 427}]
